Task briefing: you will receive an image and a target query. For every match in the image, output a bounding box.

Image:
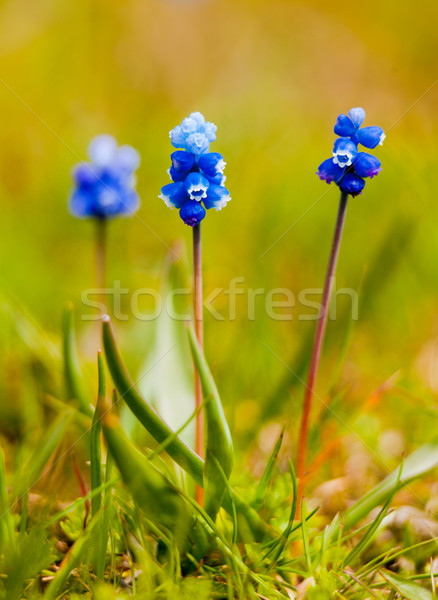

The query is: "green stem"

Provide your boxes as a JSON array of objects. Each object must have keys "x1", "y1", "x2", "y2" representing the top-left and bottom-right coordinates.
[{"x1": 96, "y1": 217, "x2": 107, "y2": 313}]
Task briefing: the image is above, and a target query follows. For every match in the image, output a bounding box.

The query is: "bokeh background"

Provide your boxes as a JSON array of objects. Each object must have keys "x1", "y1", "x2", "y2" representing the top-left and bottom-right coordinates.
[{"x1": 1, "y1": 0, "x2": 438, "y2": 497}]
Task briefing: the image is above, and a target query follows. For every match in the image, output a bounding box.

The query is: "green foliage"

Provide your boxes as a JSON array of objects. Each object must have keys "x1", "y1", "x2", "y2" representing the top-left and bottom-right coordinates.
[{"x1": 62, "y1": 304, "x2": 93, "y2": 417}]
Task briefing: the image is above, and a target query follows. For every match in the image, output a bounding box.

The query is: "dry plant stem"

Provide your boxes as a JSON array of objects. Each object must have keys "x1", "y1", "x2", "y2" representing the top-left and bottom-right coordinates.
[
  {"x1": 193, "y1": 223, "x2": 204, "y2": 505},
  {"x1": 296, "y1": 191, "x2": 349, "y2": 507},
  {"x1": 96, "y1": 217, "x2": 107, "y2": 311}
]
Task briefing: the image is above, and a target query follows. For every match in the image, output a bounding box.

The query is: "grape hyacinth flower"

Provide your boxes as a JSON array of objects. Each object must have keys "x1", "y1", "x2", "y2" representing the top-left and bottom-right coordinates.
[
  {"x1": 317, "y1": 107, "x2": 384, "y2": 197},
  {"x1": 297, "y1": 108, "x2": 385, "y2": 508},
  {"x1": 69, "y1": 135, "x2": 140, "y2": 296},
  {"x1": 69, "y1": 134, "x2": 140, "y2": 219},
  {"x1": 160, "y1": 112, "x2": 231, "y2": 227}
]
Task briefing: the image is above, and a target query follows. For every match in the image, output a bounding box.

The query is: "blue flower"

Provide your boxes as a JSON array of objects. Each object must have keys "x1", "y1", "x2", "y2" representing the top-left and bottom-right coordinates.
[
  {"x1": 333, "y1": 137, "x2": 358, "y2": 168},
  {"x1": 317, "y1": 108, "x2": 384, "y2": 197},
  {"x1": 180, "y1": 200, "x2": 206, "y2": 227},
  {"x1": 69, "y1": 135, "x2": 140, "y2": 219},
  {"x1": 339, "y1": 173, "x2": 365, "y2": 196},
  {"x1": 161, "y1": 113, "x2": 230, "y2": 226}
]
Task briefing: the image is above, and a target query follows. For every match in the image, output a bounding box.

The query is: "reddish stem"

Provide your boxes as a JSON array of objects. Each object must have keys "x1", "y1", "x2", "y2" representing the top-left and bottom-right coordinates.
[
  {"x1": 193, "y1": 223, "x2": 204, "y2": 505},
  {"x1": 296, "y1": 191, "x2": 348, "y2": 507}
]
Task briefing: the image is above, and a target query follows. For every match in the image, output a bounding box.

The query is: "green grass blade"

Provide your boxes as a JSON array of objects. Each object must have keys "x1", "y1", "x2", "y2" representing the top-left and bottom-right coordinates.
[
  {"x1": 252, "y1": 424, "x2": 285, "y2": 509},
  {"x1": 90, "y1": 351, "x2": 105, "y2": 517},
  {"x1": 44, "y1": 514, "x2": 99, "y2": 600},
  {"x1": 300, "y1": 501, "x2": 313, "y2": 574},
  {"x1": 343, "y1": 486, "x2": 396, "y2": 568},
  {"x1": 265, "y1": 459, "x2": 298, "y2": 564},
  {"x1": 0, "y1": 447, "x2": 15, "y2": 552},
  {"x1": 100, "y1": 405, "x2": 196, "y2": 552},
  {"x1": 343, "y1": 443, "x2": 438, "y2": 531},
  {"x1": 187, "y1": 325, "x2": 233, "y2": 521},
  {"x1": 95, "y1": 388, "x2": 117, "y2": 580},
  {"x1": 380, "y1": 570, "x2": 433, "y2": 600},
  {"x1": 62, "y1": 303, "x2": 93, "y2": 417},
  {"x1": 13, "y1": 412, "x2": 72, "y2": 498}
]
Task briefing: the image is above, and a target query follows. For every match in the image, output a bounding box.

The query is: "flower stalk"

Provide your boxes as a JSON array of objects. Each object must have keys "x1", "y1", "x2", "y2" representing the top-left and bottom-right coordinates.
[
  {"x1": 96, "y1": 217, "x2": 107, "y2": 308},
  {"x1": 296, "y1": 191, "x2": 348, "y2": 506}
]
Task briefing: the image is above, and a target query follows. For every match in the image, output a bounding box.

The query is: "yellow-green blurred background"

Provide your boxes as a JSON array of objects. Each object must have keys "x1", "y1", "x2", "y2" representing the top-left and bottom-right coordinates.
[{"x1": 1, "y1": 0, "x2": 438, "y2": 465}]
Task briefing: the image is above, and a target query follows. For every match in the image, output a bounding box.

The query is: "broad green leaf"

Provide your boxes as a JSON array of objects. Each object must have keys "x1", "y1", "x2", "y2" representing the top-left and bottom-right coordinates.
[
  {"x1": 102, "y1": 316, "x2": 273, "y2": 541},
  {"x1": 102, "y1": 315, "x2": 203, "y2": 482},
  {"x1": 187, "y1": 325, "x2": 233, "y2": 521}
]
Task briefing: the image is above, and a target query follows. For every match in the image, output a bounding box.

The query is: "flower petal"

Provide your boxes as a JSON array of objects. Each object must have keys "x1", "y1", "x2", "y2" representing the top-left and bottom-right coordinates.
[
  {"x1": 179, "y1": 200, "x2": 206, "y2": 226},
  {"x1": 184, "y1": 172, "x2": 209, "y2": 200},
  {"x1": 171, "y1": 150, "x2": 195, "y2": 174},
  {"x1": 185, "y1": 133, "x2": 210, "y2": 155},
  {"x1": 116, "y1": 145, "x2": 141, "y2": 172},
  {"x1": 334, "y1": 114, "x2": 356, "y2": 137},
  {"x1": 88, "y1": 135, "x2": 118, "y2": 167},
  {"x1": 353, "y1": 152, "x2": 382, "y2": 178},
  {"x1": 189, "y1": 112, "x2": 206, "y2": 128},
  {"x1": 203, "y1": 122, "x2": 217, "y2": 142},
  {"x1": 69, "y1": 189, "x2": 92, "y2": 218},
  {"x1": 159, "y1": 182, "x2": 187, "y2": 209},
  {"x1": 73, "y1": 163, "x2": 99, "y2": 187},
  {"x1": 198, "y1": 152, "x2": 226, "y2": 177},
  {"x1": 204, "y1": 172, "x2": 226, "y2": 186},
  {"x1": 316, "y1": 158, "x2": 346, "y2": 184},
  {"x1": 333, "y1": 137, "x2": 358, "y2": 168},
  {"x1": 356, "y1": 126, "x2": 385, "y2": 149},
  {"x1": 169, "y1": 125, "x2": 186, "y2": 148},
  {"x1": 339, "y1": 173, "x2": 365, "y2": 197},
  {"x1": 203, "y1": 185, "x2": 231, "y2": 210},
  {"x1": 348, "y1": 107, "x2": 366, "y2": 128},
  {"x1": 181, "y1": 117, "x2": 198, "y2": 136}
]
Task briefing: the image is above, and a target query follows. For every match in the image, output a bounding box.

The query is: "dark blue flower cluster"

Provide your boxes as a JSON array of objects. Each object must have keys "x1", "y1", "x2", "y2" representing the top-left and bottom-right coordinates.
[
  {"x1": 160, "y1": 112, "x2": 231, "y2": 227},
  {"x1": 69, "y1": 135, "x2": 140, "y2": 219},
  {"x1": 317, "y1": 108, "x2": 384, "y2": 197}
]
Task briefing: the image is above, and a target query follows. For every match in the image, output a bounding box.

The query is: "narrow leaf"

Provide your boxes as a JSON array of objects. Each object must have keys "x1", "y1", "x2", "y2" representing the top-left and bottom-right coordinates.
[
  {"x1": 102, "y1": 315, "x2": 203, "y2": 482},
  {"x1": 381, "y1": 570, "x2": 433, "y2": 600},
  {"x1": 90, "y1": 351, "x2": 105, "y2": 517},
  {"x1": 252, "y1": 425, "x2": 285, "y2": 508},
  {"x1": 344, "y1": 444, "x2": 438, "y2": 531},
  {"x1": 187, "y1": 325, "x2": 233, "y2": 521},
  {"x1": 62, "y1": 303, "x2": 92, "y2": 417}
]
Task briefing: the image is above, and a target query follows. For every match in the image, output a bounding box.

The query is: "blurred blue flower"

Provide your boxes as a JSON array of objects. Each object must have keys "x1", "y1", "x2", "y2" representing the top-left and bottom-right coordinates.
[
  {"x1": 69, "y1": 135, "x2": 140, "y2": 219},
  {"x1": 317, "y1": 108, "x2": 384, "y2": 197},
  {"x1": 161, "y1": 112, "x2": 230, "y2": 226},
  {"x1": 169, "y1": 112, "x2": 217, "y2": 155}
]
